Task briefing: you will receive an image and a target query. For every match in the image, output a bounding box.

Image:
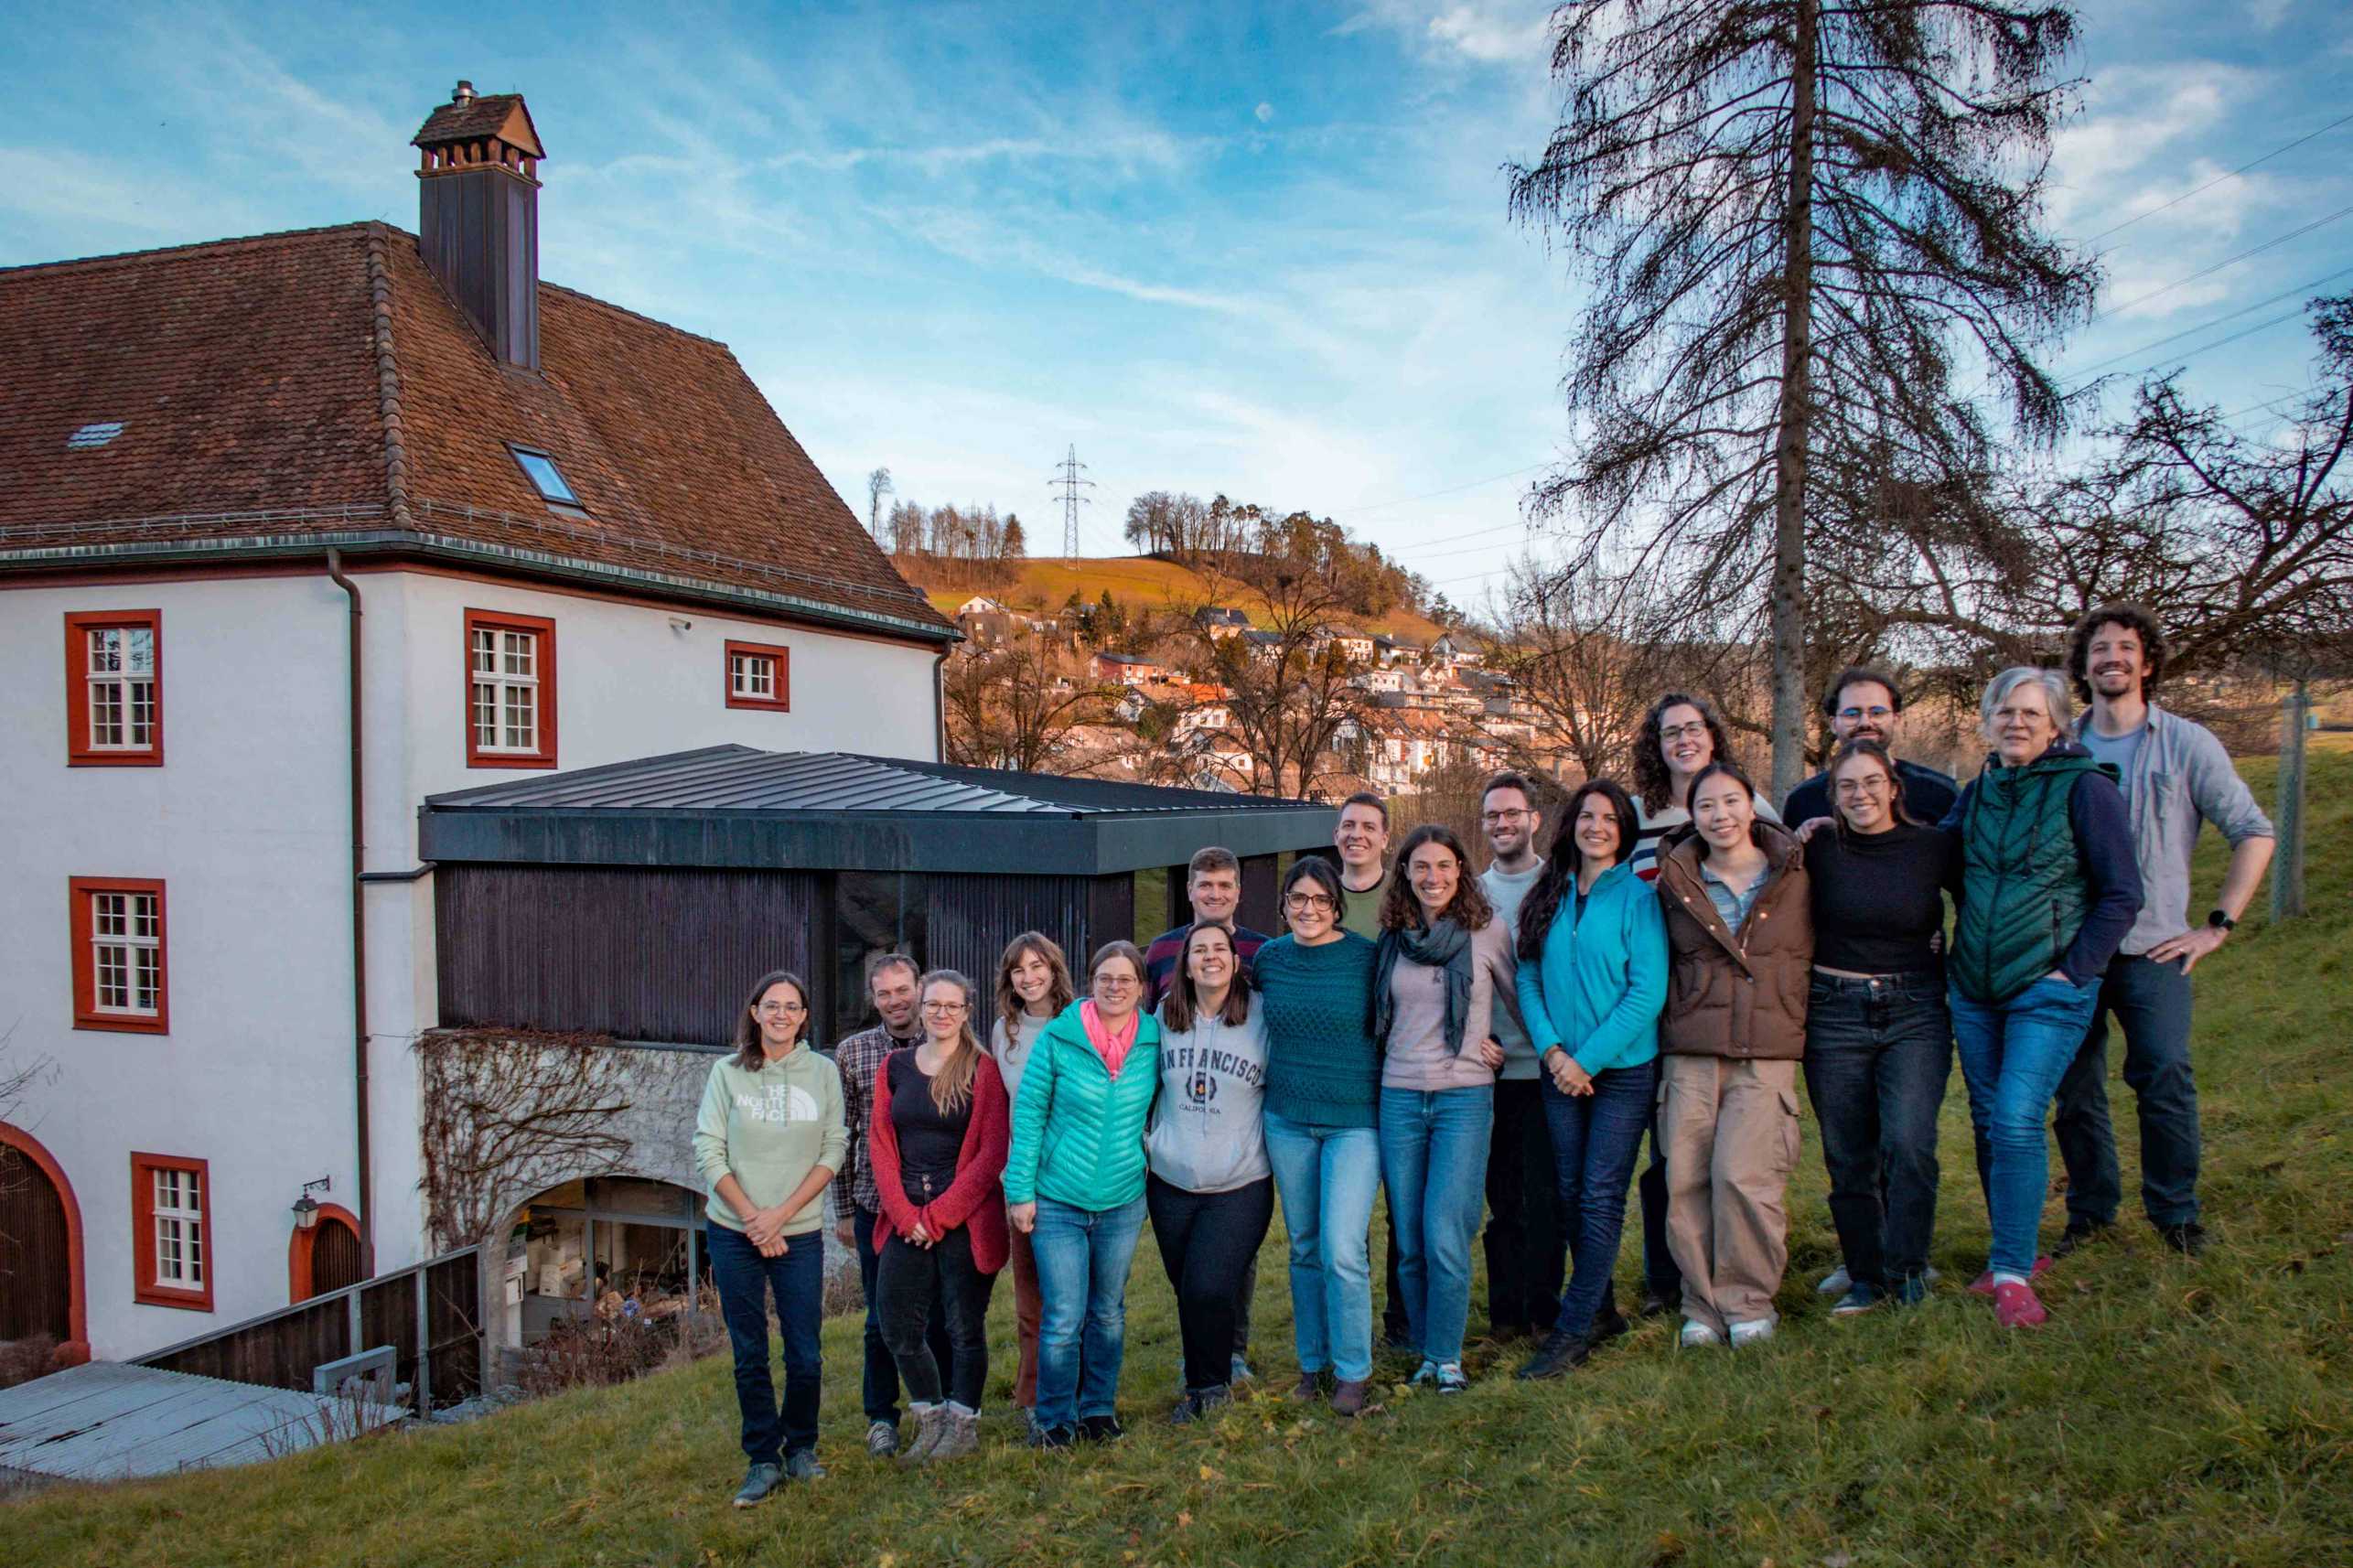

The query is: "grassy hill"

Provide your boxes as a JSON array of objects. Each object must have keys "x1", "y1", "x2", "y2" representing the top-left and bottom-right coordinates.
[
  {"x1": 11, "y1": 749, "x2": 2348, "y2": 1568},
  {"x1": 900, "y1": 554, "x2": 1453, "y2": 643}
]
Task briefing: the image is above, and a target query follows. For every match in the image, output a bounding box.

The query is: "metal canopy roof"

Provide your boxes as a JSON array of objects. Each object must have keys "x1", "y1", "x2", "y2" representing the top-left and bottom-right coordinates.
[{"x1": 420, "y1": 746, "x2": 1337, "y2": 875}]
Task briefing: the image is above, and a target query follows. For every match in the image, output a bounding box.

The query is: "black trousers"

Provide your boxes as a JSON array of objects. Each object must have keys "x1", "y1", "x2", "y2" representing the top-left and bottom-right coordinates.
[
  {"x1": 1483, "y1": 1077, "x2": 1565, "y2": 1333},
  {"x1": 1146, "y1": 1174, "x2": 1274, "y2": 1393},
  {"x1": 854, "y1": 1204, "x2": 951, "y2": 1424},
  {"x1": 876, "y1": 1227, "x2": 995, "y2": 1411}
]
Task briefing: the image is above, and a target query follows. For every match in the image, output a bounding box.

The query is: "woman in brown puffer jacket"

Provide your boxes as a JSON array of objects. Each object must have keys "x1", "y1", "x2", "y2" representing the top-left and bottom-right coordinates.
[{"x1": 1652, "y1": 761, "x2": 1814, "y2": 1349}]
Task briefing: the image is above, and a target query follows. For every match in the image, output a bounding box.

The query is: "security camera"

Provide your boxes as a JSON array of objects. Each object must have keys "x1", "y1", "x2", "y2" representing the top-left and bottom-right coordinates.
[{"x1": 669, "y1": 617, "x2": 693, "y2": 632}]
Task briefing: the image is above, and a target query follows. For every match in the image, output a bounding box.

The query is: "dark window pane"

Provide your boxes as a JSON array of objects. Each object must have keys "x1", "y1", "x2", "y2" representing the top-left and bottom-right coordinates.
[
  {"x1": 831, "y1": 872, "x2": 926, "y2": 1041},
  {"x1": 510, "y1": 447, "x2": 581, "y2": 505}
]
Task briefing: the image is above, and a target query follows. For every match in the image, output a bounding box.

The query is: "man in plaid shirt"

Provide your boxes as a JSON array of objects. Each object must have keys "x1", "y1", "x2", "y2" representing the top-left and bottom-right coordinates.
[{"x1": 831, "y1": 951, "x2": 948, "y2": 1456}]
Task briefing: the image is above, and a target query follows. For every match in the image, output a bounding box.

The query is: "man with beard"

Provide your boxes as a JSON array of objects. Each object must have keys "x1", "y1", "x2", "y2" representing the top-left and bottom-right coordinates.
[
  {"x1": 1475, "y1": 771, "x2": 1564, "y2": 1340},
  {"x1": 2052, "y1": 606, "x2": 2273, "y2": 1259},
  {"x1": 1780, "y1": 667, "x2": 1958, "y2": 830}
]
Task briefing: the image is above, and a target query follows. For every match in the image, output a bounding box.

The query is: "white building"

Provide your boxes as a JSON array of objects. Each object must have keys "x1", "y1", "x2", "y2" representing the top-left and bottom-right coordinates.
[{"x1": 0, "y1": 84, "x2": 953, "y2": 1366}]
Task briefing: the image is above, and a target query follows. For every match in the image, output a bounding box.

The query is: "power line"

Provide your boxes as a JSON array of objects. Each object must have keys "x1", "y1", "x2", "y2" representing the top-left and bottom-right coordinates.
[
  {"x1": 2062, "y1": 262, "x2": 2353, "y2": 381},
  {"x1": 2089, "y1": 199, "x2": 2353, "y2": 323},
  {"x1": 1341, "y1": 461, "x2": 1553, "y2": 518},
  {"x1": 1048, "y1": 444, "x2": 1095, "y2": 558},
  {"x1": 2080, "y1": 109, "x2": 2353, "y2": 251}
]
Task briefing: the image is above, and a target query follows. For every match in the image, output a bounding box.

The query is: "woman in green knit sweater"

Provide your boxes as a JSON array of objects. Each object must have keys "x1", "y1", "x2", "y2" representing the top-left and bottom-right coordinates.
[
  {"x1": 1253, "y1": 857, "x2": 1383, "y2": 1417},
  {"x1": 1004, "y1": 940, "x2": 1162, "y2": 1448}
]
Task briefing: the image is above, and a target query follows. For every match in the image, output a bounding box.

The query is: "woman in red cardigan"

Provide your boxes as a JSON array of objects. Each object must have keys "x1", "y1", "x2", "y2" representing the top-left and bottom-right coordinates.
[{"x1": 870, "y1": 967, "x2": 1011, "y2": 1464}]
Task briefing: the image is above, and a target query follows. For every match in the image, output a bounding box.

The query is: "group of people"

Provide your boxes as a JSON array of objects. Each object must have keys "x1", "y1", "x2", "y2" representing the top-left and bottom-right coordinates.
[{"x1": 688, "y1": 603, "x2": 2275, "y2": 1507}]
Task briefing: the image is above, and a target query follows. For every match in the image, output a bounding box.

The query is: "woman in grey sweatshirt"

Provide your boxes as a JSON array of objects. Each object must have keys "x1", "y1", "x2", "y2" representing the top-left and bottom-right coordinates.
[
  {"x1": 1374, "y1": 825, "x2": 1511, "y2": 1394},
  {"x1": 1144, "y1": 923, "x2": 1273, "y2": 1423}
]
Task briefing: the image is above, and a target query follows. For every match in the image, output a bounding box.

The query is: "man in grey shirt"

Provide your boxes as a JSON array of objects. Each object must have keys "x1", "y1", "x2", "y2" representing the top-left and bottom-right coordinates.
[
  {"x1": 1476, "y1": 771, "x2": 1563, "y2": 1339},
  {"x1": 2054, "y1": 606, "x2": 2274, "y2": 1258}
]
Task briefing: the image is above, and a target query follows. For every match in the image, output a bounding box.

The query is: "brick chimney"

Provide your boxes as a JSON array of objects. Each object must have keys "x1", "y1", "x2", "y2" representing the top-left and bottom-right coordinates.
[{"x1": 411, "y1": 81, "x2": 546, "y2": 371}]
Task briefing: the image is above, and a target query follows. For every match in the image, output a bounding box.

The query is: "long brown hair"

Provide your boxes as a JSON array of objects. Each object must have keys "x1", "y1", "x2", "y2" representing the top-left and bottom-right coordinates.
[
  {"x1": 1380, "y1": 824, "x2": 1493, "y2": 931},
  {"x1": 1517, "y1": 779, "x2": 1636, "y2": 961},
  {"x1": 1828, "y1": 738, "x2": 1918, "y2": 831},
  {"x1": 994, "y1": 931, "x2": 1075, "y2": 1043},
  {"x1": 1634, "y1": 692, "x2": 1735, "y2": 812},
  {"x1": 1159, "y1": 922, "x2": 1252, "y2": 1034},
  {"x1": 915, "y1": 969, "x2": 983, "y2": 1115},
  {"x1": 730, "y1": 970, "x2": 811, "y2": 1069}
]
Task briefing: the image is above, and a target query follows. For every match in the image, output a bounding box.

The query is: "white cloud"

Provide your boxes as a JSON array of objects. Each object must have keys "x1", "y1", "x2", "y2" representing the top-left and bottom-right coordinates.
[
  {"x1": 2246, "y1": 0, "x2": 2293, "y2": 29},
  {"x1": 1255, "y1": 101, "x2": 1275, "y2": 124},
  {"x1": 1334, "y1": 1, "x2": 1553, "y2": 67}
]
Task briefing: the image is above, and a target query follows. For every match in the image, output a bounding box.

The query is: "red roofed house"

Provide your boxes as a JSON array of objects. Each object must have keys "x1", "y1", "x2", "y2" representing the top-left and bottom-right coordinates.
[{"x1": 0, "y1": 83, "x2": 956, "y2": 1364}]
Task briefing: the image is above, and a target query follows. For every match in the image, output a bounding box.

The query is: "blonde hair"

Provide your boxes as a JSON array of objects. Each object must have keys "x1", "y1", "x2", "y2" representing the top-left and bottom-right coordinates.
[{"x1": 916, "y1": 970, "x2": 983, "y2": 1115}]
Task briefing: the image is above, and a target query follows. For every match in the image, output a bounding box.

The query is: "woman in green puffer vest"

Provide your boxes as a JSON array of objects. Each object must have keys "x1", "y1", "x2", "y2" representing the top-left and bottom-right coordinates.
[
  {"x1": 1944, "y1": 666, "x2": 2142, "y2": 1331},
  {"x1": 1004, "y1": 940, "x2": 1163, "y2": 1448}
]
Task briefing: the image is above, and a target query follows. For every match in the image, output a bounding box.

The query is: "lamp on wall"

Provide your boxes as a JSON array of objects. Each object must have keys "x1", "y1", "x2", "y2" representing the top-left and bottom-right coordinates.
[{"x1": 290, "y1": 1176, "x2": 332, "y2": 1230}]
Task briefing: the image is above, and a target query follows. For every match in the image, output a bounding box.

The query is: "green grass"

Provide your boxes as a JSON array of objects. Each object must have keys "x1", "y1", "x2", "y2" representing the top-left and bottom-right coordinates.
[{"x1": 13, "y1": 751, "x2": 2349, "y2": 1567}]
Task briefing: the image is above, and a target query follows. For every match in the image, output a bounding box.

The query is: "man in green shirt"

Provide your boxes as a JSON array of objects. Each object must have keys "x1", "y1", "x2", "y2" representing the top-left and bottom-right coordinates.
[{"x1": 1335, "y1": 791, "x2": 1391, "y2": 939}]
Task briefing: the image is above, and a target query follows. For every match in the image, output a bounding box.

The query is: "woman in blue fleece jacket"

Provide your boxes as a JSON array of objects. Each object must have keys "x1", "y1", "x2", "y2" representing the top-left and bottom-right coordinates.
[{"x1": 1509, "y1": 779, "x2": 1669, "y2": 1380}]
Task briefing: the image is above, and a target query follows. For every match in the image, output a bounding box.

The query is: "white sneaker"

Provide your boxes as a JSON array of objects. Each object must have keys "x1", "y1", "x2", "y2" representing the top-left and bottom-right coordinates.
[
  {"x1": 1679, "y1": 1318, "x2": 1723, "y2": 1349},
  {"x1": 1728, "y1": 1317, "x2": 1777, "y2": 1348},
  {"x1": 1816, "y1": 1264, "x2": 1852, "y2": 1295}
]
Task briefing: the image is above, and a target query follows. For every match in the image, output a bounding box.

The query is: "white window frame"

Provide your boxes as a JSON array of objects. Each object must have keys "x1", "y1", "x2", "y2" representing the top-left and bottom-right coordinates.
[
  {"x1": 729, "y1": 650, "x2": 778, "y2": 702},
  {"x1": 91, "y1": 889, "x2": 163, "y2": 1018},
  {"x1": 151, "y1": 1165, "x2": 205, "y2": 1291},
  {"x1": 471, "y1": 626, "x2": 542, "y2": 755},
  {"x1": 83, "y1": 623, "x2": 157, "y2": 752}
]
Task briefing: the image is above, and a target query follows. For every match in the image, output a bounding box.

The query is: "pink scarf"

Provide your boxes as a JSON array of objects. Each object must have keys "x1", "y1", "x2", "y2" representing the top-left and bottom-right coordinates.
[{"x1": 1080, "y1": 1000, "x2": 1140, "y2": 1079}]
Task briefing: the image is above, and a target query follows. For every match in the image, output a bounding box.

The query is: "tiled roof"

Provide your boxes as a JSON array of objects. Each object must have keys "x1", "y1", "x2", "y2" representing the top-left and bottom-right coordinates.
[
  {"x1": 413, "y1": 91, "x2": 541, "y2": 155},
  {"x1": 0, "y1": 222, "x2": 950, "y2": 640}
]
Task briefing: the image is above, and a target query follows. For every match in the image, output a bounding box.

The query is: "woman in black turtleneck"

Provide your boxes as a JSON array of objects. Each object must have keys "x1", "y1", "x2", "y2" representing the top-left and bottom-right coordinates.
[{"x1": 1800, "y1": 739, "x2": 1961, "y2": 1315}]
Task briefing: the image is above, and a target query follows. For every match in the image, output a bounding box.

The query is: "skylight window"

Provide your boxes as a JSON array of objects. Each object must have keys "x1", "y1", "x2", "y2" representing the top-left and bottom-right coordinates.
[
  {"x1": 509, "y1": 446, "x2": 582, "y2": 508},
  {"x1": 69, "y1": 422, "x2": 126, "y2": 450}
]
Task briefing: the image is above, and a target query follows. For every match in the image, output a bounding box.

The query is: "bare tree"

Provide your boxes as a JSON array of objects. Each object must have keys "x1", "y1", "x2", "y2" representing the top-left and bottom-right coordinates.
[
  {"x1": 1509, "y1": 0, "x2": 2098, "y2": 799},
  {"x1": 1187, "y1": 540, "x2": 1369, "y2": 798},
  {"x1": 942, "y1": 641, "x2": 1108, "y2": 772},
  {"x1": 416, "y1": 1029, "x2": 635, "y2": 1253},
  {"x1": 867, "y1": 467, "x2": 893, "y2": 541}
]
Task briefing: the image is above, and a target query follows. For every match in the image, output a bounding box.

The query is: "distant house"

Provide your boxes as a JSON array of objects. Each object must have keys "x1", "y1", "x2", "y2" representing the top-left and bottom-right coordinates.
[
  {"x1": 1371, "y1": 634, "x2": 1424, "y2": 666},
  {"x1": 1362, "y1": 707, "x2": 1466, "y2": 792},
  {"x1": 1193, "y1": 607, "x2": 1252, "y2": 640},
  {"x1": 1429, "y1": 632, "x2": 1480, "y2": 665},
  {"x1": 1091, "y1": 650, "x2": 1166, "y2": 686},
  {"x1": 955, "y1": 596, "x2": 1007, "y2": 618},
  {"x1": 1240, "y1": 629, "x2": 1284, "y2": 663},
  {"x1": 1316, "y1": 627, "x2": 1376, "y2": 665},
  {"x1": 1353, "y1": 666, "x2": 1406, "y2": 694}
]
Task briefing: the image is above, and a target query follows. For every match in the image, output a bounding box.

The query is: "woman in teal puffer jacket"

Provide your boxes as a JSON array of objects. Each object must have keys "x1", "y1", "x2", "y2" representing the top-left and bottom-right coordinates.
[{"x1": 1004, "y1": 940, "x2": 1162, "y2": 1447}]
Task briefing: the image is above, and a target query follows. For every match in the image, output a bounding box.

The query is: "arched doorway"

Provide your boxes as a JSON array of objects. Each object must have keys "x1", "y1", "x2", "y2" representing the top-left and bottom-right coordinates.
[
  {"x1": 288, "y1": 1203, "x2": 366, "y2": 1303},
  {"x1": 0, "y1": 1124, "x2": 89, "y2": 1368}
]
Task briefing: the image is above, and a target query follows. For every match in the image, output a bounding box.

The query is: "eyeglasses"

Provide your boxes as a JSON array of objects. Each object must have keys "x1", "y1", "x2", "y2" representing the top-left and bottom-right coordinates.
[
  {"x1": 1285, "y1": 892, "x2": 1336, "y2": 912},
  {"x1": 1480, "y1": 809, "x2": 1530, "y2": 825},
  {"x1": 756, "y1": 1001, "x2": 807, "y2": 1015},
  {"x1": 1093, "y1": 975, "x2": 1140, "y2": 990},
  {"x1": 1836, "y1": 705, "x2": 1895, "y2": 723},
  {"x1": 1659, "y1": 722, "x2": 1709, "y2": 743},
  {"x1": 919, "y1": 1001, "x2": 969, "y2": 1015}
]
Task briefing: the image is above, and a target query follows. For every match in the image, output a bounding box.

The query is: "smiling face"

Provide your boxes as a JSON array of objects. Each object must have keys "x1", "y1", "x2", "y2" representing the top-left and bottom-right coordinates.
[
  {"x1": 1481, "y1": 784, "x2": 1537, "y2": 863},
  {"x1": 870, "y1": 961, "x2": 919, "y2": 1034},
  {"x1": 2083, "y1": 622, "x2": 2148, "y2": 703},
  {"x1": 1185, "y1": 924, "x2": 1236, "y2": 993},
  {"x1": 1009, "y1": 946, "x2": 1056, "y2": 1011},
  {"x1": 1407, "y1": 839, "x2": 1463, "y2": 919},
  {"x1": 750, "y1": 980, "x2": 807, "y2": 1051},
  {"x1": 1574, "y1": 792, "x2": 1625, "y2": 869},
  {"x1": 1188, "y1": 866, "x2": 1241, "y2": 924},
  {"x1": 1658, "y1": 703, "x2": 1714, "y2": 783},
  {"x1": 1691, "y1": 773, "x2": 1756, "y2": 854},
  {"x1": 1091, "y1": 953, "x2": 1144, "y2": 1023},
  {"x1": 919, "y1": 978, "x2": 971, "y2": 1045},
  {"x1": 1284, "y1": 875, "x2": 1338, "y2": 942},
  {"x1": 1830, "y1": 679, "x2": 1901, "y2": 748},
  {"x1": 1832, "y1": 751, "x2": 1896, "y2": 833},
  {"x1": 1336, "y1": 802, "x2": 1390, "y2": 874},
  {"x1": 1988, "y1": 678, "x2": 2058, "y2": 766}
]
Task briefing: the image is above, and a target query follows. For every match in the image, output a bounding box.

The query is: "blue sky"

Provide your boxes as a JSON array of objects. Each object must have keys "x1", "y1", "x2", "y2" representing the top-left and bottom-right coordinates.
[{"x1": 5, "y1": 1, "x2": 2350, "y2": 607}]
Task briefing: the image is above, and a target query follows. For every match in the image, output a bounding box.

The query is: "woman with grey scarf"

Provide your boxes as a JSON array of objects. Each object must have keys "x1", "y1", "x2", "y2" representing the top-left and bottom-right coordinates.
[{"x1": 1373, "y1": 823, "x2": 1511, "y2": 1393}]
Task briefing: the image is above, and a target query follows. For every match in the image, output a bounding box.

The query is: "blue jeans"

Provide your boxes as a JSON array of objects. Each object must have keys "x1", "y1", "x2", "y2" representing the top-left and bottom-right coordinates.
[
  {"x1": 706, "y1": 1219, "x2": 823, "y2": 1466},
  {"x1": 1540, "y1": 1059, "x2": 1656, "y2": 1338},
  {"x1": 1803, "y1": 973, "x2": 1950, "y2": 1289},
  {"x1": 1377, "y1": 1085, "x2": 1494, "y2": 1364},
  {"x1": 2054, "y1": 953, "x2": 2200, "y2": 1228},
  {"x1": 1028, "y1": 1193, "x2": 1148, "y2": 1430},
  {"x1": 1262, "y1": 1110, "x2": 1381, "y2": 1382},
  {"x1": 1950, "y1": 974, "x2": 2104, "y2": 1276}
]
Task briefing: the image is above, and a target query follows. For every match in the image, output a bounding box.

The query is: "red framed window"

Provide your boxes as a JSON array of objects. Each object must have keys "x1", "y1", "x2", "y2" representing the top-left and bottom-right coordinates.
[
  {"x1": 465, "y1": 608, "x2": 558, "y2": 768},
  {"x1": 70, "y1": 876, "x2": 168, "y2": 1035},
  {"x1": 723, "y1": 639, "x2": 790, "y2": 711},
  {"x1": 132, "y1": 1153, "x2": 212, "y2": 1311},
  {"x1": 64, "y1": 610, "x2": 163, "y2": 765}
]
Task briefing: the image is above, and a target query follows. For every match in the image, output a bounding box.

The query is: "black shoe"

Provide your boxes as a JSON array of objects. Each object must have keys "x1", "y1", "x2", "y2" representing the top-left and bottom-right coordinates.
[
  {"x1": 2051, "y1": 1218, "x2": 2112, "y2": 1259},
  {"x1": 1076, "y1": 1414, "x2": 1125, "y2": 1444},
  {"x1": 1028, "y1": 1423, "x2": 1078, "y2": 1450},
  {"x1": 1587, "y1": 1304, "x2": 1630, "y2": 1347},
  {"x1": 1167, "y1": 1386, "x2": 1231, "y2": 1426},
  {"x1": 2156, "y1": 1221, "x2": 2208, "y2": 1257},
  {"x1": 1635, "y1": 1292, "x2": 1674, "y2": 1320},
  {"x1": 1517, "y1": 1330, "x2": 1591, "y2": 1381}
]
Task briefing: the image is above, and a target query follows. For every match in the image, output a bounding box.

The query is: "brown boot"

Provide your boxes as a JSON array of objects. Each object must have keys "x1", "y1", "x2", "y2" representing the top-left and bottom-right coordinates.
[
  {"x1": 1329, "y1": 1379, "x2": 1370, "y2": 1417},
  {"x1": 898, "y1": 1403, "x2": 950, "y2": 1465},
  {"x1": 1288, "y1": 1369, "x2": 1324, "y2": 1402},
  {"x1": 928, "y1": 1405, "x2": 980, "y2": 1461}
]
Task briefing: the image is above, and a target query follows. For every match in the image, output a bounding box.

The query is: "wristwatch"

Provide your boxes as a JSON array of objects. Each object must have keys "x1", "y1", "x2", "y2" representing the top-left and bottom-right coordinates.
[{"x1": 2206, "y1": 909, "x2": 2236, "y2": 933}]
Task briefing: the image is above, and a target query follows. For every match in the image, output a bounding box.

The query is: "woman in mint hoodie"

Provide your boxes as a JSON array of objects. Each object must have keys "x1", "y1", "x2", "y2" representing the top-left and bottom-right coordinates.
[
  {"x1": 1004, "y1": 940, "x2": 1162, "y2": 1449},
  {"x1": 693, "y1": 970, "x2": 847, "y2": 1508},
  {"x1": 1510, "y1": 780, "x2": 1669, "y2": 1381}
]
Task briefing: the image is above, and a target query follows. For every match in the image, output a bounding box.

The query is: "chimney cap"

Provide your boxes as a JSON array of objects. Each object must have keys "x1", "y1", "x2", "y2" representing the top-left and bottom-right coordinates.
[{"x1": 412, "y1": 84, "x2": 545, "y2": 160}]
